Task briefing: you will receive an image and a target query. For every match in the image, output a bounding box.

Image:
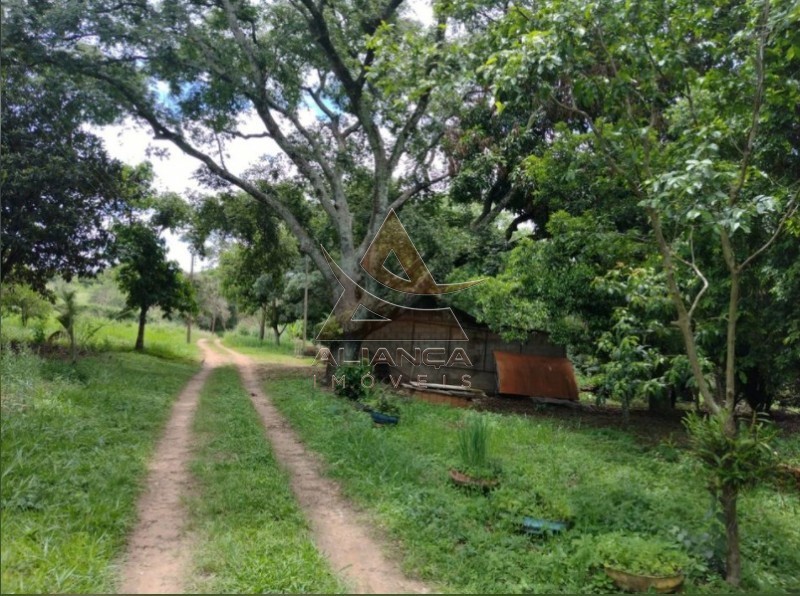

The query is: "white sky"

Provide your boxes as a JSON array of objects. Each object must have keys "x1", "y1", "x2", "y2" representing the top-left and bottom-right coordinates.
[
  {"x1": 94, "y1": 0, "x2": 435, "y2": 272},
  {"x1": 93, "y1": 116, "x2": 274, "y2": 271}
]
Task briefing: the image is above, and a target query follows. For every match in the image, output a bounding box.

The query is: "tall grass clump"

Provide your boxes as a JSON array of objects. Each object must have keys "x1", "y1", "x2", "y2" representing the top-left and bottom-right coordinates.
[{"x1": 458, "y1": 413, "x2": 491, "y2": 474}]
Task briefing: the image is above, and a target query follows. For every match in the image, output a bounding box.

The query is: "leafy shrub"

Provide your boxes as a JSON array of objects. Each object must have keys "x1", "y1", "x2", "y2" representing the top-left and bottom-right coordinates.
[
  {"x1": 362, "y1": 389, "x2": 401, "y2": 416},
  {"x1": 573, "y1": 532, "x2": 690, "y2": 576},
  {"x1": 684, "y1": 412, "x2": 777, "y2": 492},
  {"x1": 31, "y1": 322, "x2": 47, "y2": 344},
  {"x1": 331, "y1": 362, "x2": 372, "y2": 400}
]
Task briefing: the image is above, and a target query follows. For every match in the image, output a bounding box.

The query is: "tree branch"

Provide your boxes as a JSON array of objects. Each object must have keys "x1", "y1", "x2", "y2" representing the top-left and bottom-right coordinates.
[{"x1": 739, "y1": 195, "x2": 798, "y2": 271}]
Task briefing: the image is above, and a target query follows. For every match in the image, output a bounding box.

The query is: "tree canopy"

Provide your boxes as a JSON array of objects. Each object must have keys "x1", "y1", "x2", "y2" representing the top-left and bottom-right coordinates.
[
  {"x1": 3, "y1": 0, "x2": 466, "y2": 298},
  {"x1": 0, "y1": 60, "x2": 139, "y2": 293}
]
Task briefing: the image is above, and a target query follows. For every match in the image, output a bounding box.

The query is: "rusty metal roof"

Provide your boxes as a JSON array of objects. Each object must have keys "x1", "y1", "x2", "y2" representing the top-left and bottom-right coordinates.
[{"x1": 493, "y1": 351, "x2": 579, "y2": 401}]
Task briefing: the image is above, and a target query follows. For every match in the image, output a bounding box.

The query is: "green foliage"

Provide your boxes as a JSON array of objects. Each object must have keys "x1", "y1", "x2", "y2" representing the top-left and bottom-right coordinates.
[
  {"x1": 54, "y1": 289, "x2": 80, "y2": 362},
  {"x1": 574, "y1": 532, "x2": 690, "y2": 576},
  {"x1": 0, "y1": 60, "x2": 134, "y2": 293},
  {"x1": 188, "y1": 367, "x2": 344, "y2": 593},
  {"x1": 331, "y1": 363, "x2": 372, "y2": 401},
  {"x1": 0, "y1": 348, "x2": 198, "y2": 592},
  {"x1": 457, "y1": 413, "x2": 491, "y2": 476},
  {"x1": 684, "y1": 413, "x2": 778, "y2": 493},
  {"x1": 114, "y1": 222, "x2": 196, "y2": 349},
  {"x1": 362, "y1": 389, "x2": 401, "y2": 417},
  {"x1": 212, "y1": 207, "x2": 299, "y2": 343},
  {"x1": 268, "y1": 379, "x2": 800, "y2": 592},
  {"x1": 0, "y1": 283, "x2": 51, "y2": 326}
]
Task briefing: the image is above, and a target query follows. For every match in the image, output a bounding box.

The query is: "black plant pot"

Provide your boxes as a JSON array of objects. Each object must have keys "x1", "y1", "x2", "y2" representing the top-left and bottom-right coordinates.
[{"x1": 369, "y1": 410, "x2": 399, "y2": 425}]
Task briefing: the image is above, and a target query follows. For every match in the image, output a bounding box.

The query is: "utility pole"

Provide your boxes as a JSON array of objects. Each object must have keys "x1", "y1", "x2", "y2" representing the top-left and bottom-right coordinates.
[
  {"x1": 186, "y1": 251, "x2": 195, "y2": 344},
  {"x1": 302, "y1": 255, "x2": 309, "y2": 349}
]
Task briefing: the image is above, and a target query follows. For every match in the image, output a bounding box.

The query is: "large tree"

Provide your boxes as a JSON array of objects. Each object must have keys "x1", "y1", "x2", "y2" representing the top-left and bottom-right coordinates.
[
  {"x1": 0, "y1": 59, "x2": 135, "y2": 293},
  {"x1": 5, "y1": 0, "x2": 460, "y2": 302},
  {"x1": 464, "y1": 0, "x2": 799, "y2": 584}
]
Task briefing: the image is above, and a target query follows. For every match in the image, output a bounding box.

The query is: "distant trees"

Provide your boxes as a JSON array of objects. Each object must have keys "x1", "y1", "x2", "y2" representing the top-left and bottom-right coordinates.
[
  {"x1": 114, "y1": 223, "x2": 196, "y2": 351},
  {"x1": 0, "y1": 284, "x2": 51, "y2": 327},
  {"x1": 194, "y1": 273, "x2": 230, "y2": 334},
  {"x1": 217, "y1": 236, "x2": 296, "y2": 345}
]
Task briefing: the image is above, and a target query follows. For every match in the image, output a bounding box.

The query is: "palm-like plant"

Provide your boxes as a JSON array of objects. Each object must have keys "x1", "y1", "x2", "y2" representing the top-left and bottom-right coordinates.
[{"x1": 55, "y1": 289, "x2": 80, "y2": 363}]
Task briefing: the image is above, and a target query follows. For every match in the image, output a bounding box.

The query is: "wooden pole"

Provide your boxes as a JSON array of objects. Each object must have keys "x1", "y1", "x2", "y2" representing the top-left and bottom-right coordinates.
[
  {"x1": 302, "y1": 255, "x2": 309, "y2": 348},
  {"x1": 186, "y1": 251, "x2": 195, "y2": 343}
]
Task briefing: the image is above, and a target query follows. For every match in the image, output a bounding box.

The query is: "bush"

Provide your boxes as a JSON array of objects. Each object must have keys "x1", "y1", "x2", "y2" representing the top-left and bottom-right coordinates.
[
  {"x1": 331, "y1": 362, "x2": 372, "y2": 400},
  {"x1": 362, "y1": 388, "x2": 401, "y2": 416},
  {"x1": 684, "y1": 412, "x2": 777, "y2": 492},
  {"x1": 574, "y1": 532, "x2": 690, "y2": 576}
]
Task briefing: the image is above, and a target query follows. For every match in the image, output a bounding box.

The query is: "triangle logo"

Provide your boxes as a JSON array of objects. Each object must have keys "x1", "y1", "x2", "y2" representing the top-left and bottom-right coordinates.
[{"x1": 351, "y1": 304, "x2": 390, "y2": 322}]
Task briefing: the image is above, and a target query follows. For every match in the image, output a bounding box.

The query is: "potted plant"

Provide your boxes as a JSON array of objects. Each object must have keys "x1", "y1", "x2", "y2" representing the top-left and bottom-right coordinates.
[
  {"x1": 589, "y1": 533, "x2": 688, "y2": 593},
  {"x1": 449, "y1": 414, "x2": 500, "y2": 491}
]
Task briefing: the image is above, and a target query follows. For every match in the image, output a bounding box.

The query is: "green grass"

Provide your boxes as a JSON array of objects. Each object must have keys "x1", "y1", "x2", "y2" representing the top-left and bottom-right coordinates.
[
  {"x1": 187, "y1": 366, "x2": 344, "y2": 593},
  {"x1": 0, "y1": 346, "x2": 199, "y2": 593},
  {"x1": 2, "y1": 313, "x2": 208, "y2": 362},
  {"x1": 221, "y1": 332, "x2": 314, "y2": 365},
  {"x1": 267, "y1": 378, "x2": 800, "y2": 594}
]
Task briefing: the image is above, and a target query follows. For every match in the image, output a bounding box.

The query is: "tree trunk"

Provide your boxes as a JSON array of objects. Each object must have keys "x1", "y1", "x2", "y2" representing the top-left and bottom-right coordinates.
[
  {"x1": 720, "y1": 483, "x2": 741, "y2": 586},
  {"x1": 272, "y1": 325, "x2": 281, "y2": 345},
  {"x1": 135, "y1": 306, "x2": 147, "y2": 351},
  {"x1": 186, "y1": 252, "x2": 194, "y2": 343},
  {"x1": 259, "y1": 305, "x2": 266, "y2": 343},
  {"x1": 211, "y1": 314, "x2": 216, "y2": 334}
]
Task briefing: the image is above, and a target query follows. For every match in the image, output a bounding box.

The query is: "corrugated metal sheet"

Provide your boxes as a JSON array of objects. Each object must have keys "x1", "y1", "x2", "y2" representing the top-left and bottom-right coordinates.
[{"x1": 493, "y1": 351, "x2": 579, "y2": 401}]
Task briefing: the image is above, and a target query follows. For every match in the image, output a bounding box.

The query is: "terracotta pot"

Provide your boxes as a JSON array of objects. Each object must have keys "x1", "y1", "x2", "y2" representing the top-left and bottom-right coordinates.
[
  {"x1": 604, "y1": 566, "x2": 684, "y2": 593},
  {"x1": 448, "y1": 469, "x2": 499, "y2": 491}
]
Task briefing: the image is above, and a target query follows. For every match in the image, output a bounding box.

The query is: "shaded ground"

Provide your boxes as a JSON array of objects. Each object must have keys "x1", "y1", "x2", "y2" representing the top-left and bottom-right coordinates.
[
  {"x1": 474, "y1": 394, "x2": 688, "y2": 443},
  {"x1": 474, "y1": 394, "x2": 800, "y2": 443}
]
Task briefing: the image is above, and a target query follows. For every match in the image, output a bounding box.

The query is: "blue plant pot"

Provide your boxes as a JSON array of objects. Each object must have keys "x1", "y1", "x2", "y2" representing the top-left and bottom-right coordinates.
[{"x1": 521, "y1": 517, "x2": 568, "y2": 536}]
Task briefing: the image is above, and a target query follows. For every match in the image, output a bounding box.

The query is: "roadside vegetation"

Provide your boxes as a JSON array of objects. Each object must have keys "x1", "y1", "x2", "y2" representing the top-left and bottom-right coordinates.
[
  {"x1": 221, "y1": 330, "x2": 314, "y2": 366},
  {"x1": 2, "y1": 312, "x2": 205, "y2": 363},
  {"x1": 0, "y1": 345, "x2": 198, "y2": 593},
  {"x1": 187, "y1": 367, "x2": 343, "y2": 593},
  {"x1": 268, "y1": 378, "x2": 800, "y2": 594}
]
